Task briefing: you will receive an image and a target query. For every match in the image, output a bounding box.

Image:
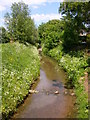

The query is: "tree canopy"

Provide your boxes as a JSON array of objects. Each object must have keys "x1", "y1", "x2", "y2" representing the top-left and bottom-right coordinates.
[
  {"x1": 0, "y1": 27, "x2": 9, "y2": 43},
  {"x1": 38, "y1": 19, "x2": 64, "y2": 53},
  {"x1": 4, "y1": 2, "x2": 38, "y2": 44},
  {"x1": 59, "y1": 2, "x2": 90, "y2": 50}
]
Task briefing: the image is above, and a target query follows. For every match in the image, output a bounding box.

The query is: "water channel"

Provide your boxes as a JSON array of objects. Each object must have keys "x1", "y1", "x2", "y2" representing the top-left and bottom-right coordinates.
[{"x1": 12, "y1": 56, "x2": 76, "y2": 119}]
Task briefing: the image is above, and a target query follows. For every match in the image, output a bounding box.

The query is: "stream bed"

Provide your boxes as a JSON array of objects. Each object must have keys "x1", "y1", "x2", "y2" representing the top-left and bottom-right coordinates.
[{"x1": 12, "y1": 56, "x2": 76, "y2": 119}]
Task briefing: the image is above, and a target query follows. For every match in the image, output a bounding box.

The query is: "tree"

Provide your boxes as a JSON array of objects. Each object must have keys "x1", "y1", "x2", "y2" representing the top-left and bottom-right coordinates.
[
  {"x1": 38, "y1": 20, "x2": 64, "y2": 53},
  {"x1": 59, "y1": 2, "x2": 90, "y2": 50},
  {"x1": 24, "y1": 18, "x2": 38, "y2": 45},
  {"x1": 4, "y1": 2, "x2": 38, "y2": 44}
]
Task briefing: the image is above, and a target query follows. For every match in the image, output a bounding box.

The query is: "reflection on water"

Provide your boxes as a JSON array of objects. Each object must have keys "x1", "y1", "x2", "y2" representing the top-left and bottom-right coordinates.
[{"x1": 12, "y1": 56, "x2": 76, "y2": 119}]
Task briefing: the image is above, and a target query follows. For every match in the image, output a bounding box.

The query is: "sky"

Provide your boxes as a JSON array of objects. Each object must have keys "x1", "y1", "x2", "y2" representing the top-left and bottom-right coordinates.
[{"x1": 0, "y1": 0, "x2": 63, "y2": 27}]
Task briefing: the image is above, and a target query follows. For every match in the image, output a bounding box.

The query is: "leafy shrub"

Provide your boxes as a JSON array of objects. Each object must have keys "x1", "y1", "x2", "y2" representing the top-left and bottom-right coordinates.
[
  {"x1": 38, "y1": 20, "x2": 64, "y2": 53},
  {"x1": 49, "y1": 45, "x2": 63, "y2": 61},
  {"x1": 59, "y1": 54, "x2": 88, "y2": 86}
]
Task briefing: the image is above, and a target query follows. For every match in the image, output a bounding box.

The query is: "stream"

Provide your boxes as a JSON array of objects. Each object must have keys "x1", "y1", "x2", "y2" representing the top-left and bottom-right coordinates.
[{"x1": 12, "y1": 56, "x2": 76, "y2": 119}]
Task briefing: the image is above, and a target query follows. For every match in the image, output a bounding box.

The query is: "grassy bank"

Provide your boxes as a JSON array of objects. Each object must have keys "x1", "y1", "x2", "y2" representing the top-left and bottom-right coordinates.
[
  {"x1": 1, "y1": 42, "x2": 40, "y2": 119},
  {"x1": 46, "y1": 46, "x2": 89, "y2": 118}
]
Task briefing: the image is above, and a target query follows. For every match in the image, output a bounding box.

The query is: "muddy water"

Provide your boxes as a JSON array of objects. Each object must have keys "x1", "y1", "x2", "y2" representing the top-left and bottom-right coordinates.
[{"x1": 12, "y1": 56, "x2": 76, "y2": 119}]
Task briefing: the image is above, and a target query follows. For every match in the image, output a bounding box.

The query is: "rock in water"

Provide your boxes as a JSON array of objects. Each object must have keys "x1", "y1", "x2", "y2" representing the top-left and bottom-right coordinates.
[
  {"x1": 46, "y1": 92, "x2": 49, "y2": 95},
  {"x1": 64, "y1": 91, "x2": 68, "y2": 95},
  {"x1": 71, "y1": 93, "x2": 75, "y2": 96},
  {"x1": 54, "y1": 90, "x2": 59, "y2": 94},
  {"x1": 29, "y1": 90, "x2": 39, "y2": 94}
]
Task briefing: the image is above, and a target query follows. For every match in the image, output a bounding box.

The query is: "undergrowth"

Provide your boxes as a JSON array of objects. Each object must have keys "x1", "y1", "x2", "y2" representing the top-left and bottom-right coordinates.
[
  {"x1": 1, "y1": 42, "x2": 40, "y2": 119},
  {"x1": 48, "y1": 45, "x2": 89, "y2": 118}
]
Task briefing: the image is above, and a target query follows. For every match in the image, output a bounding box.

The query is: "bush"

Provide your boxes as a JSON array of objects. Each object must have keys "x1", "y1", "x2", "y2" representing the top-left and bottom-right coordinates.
[
  {"x1": 38, "y1": 20, "x2": 64, "y2": 52},
  {"x1": 49, "y1": 45, "x2": 63, "y2": 61}
]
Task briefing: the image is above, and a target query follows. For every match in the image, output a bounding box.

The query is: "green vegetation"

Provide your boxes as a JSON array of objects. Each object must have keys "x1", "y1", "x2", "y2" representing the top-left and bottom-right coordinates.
[
  {"x1": 1, "y1": 1, "x2": 40, "y2": 119},
  {"x1": 4, "y1": 1, "x2": 38, "y2": 44},
  {"x1": 59, "y1": 2, "x2": 90, "y2": 50},
  {"x1": 1, "y1": 0, "x2": 89, "y2": 119},
  {"x1": 38, "y1": 1, "x2": 89, "y2": 118},
  {"x1": 38, "y1": 2, "x2": 90, "y2": 51},
  {"x1": 0, "y1": 45, "x2": 2, "y2": 115},
  {"x1": 87, "y1": 34, "x2": 90, "y2": 46},
  {"x1": 1, "y1": 42, "x2": 40, "y2": 119},
  {"x1": 48, "y1": 47, "x2": 89, "y2": 118},
  {"x1": 0, "y1": 27, "x2": 9, "y2": 43},
  {"x1": 38, "y1": 20, "x2": 64, "y2": 53}
]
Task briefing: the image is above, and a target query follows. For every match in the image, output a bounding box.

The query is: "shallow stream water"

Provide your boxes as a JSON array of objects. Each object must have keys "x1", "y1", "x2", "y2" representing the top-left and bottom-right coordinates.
[{"x1": 12, "y1": 56, "x2": 76, "y2": 119}]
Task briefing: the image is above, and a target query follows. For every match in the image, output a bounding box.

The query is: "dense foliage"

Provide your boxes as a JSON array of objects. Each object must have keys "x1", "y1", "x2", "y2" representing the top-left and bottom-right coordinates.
[
  {"x1": 38, "y1": 20, "x2": 64, "y2": 53},
  {"x1": 59, "y1": 2, "x2": 90, "y2": 50},
  {"x1": 4, "y1": 2, "x2": 38, "y2": 44},
  {"x1": 48, "y1": 46, "x2": 88, "y2": 118},
  {"x1": 0, "y1": 27, "x2": 9, "y2": 43},
  {"x1": 87, "y1": 34, "x2": 90, "y2": 46},
  {"x1": 1, "y1": 42, "x2": 40, "y2": 118},
  {"x1": 38, "y1": 2, "x2": 90, "y2": 51}
]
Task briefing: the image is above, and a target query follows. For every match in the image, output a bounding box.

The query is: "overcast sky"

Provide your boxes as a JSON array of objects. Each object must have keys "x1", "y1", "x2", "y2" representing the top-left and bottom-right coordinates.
[{"x1": 0, "y1": 0, "x2": 63, "y2": 27}]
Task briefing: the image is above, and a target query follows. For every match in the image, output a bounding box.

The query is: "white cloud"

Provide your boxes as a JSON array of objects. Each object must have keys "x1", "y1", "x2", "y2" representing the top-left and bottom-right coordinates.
[
  {"x1": 0, "y1": 5, "x2": 5, "y2": 11},
  {"x1": 0, "y1": 0, "x2": 63, "y2": 6},
  {"x1": 0, "y1": 0, "x2": 63, "y2": 11},
  {"x1": 25, "y1": 0, "x2": 63, "y2": 5},
  {"x1": 31, "y1": 5, "x2": 39, "y2": 9},
  {"x1": 31, "y1": 13, "x2": 61, "y2": 26}
]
